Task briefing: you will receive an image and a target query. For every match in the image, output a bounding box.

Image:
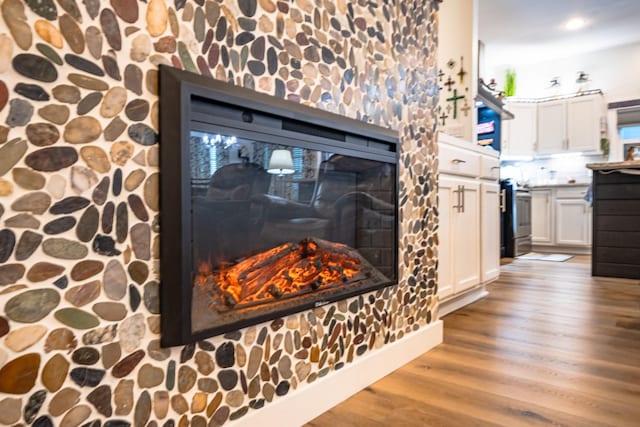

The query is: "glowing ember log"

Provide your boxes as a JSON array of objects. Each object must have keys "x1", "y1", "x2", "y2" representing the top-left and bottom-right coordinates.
[{"x1": 195, "y1": 238, "x2": 381, "y2": 311}]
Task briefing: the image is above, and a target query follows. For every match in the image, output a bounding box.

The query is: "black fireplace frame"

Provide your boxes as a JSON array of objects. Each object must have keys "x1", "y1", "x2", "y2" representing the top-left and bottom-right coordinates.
[{"x1": 159, "y1": 66, "x2": 399, "y2": 346}]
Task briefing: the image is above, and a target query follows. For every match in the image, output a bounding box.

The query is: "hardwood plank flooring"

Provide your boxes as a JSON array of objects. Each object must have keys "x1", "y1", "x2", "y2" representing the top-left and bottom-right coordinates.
[{"x1": 307, "y1": 256, "x2": 640, "y2": 427}]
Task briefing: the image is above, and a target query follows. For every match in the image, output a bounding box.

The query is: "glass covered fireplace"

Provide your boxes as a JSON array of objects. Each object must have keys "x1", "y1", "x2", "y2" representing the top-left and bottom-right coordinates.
[{"x1": 160, "y1": 67, "x2": 398, "y2": 346}]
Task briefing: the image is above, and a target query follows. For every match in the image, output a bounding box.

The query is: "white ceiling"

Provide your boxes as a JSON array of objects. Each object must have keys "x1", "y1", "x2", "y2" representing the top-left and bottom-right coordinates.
[{"x1": 479, "y1": 0, "x2": 640, "y2": 65}]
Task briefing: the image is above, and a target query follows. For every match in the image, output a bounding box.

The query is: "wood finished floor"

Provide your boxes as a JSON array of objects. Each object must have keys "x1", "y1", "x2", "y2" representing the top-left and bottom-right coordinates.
[{"x1": 307, "y1": 256, "x2": 640, "y2": 427}]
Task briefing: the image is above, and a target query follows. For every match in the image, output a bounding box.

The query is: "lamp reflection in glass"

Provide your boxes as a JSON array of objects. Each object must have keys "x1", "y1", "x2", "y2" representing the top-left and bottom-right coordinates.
[{"x1": 267, "y1": 149, "x2": 295, "y2": 175}]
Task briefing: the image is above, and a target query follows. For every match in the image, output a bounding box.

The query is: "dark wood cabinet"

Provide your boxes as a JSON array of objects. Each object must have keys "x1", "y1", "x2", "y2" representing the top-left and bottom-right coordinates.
[{"x1": 592, "y1": 170, "x2": 640, "y2": 278}]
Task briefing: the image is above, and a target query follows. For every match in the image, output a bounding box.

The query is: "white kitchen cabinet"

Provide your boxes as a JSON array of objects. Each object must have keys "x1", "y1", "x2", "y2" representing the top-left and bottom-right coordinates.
[
  {"x1": 438, "y1": 134, "x2": 498, "y2": 315},
  {"x1": 567, "y1": 95, "x2": 603, "y2": 152},
  {"x1": 502, "y1": 102, "x2": 537, "y2": 157},
  {"x1": 438, "y1": 176, "x2": 480, "y2": 297},
  {"x1": 537, "y1": 100, "x2": 566, "y2": 154},
  {"x1": 531, "y1": 189, "x2": 553, "y2": 244},
  {"x1": 555, "y1": 198, "x2": 591, "y2": 246},
  {"x1": 530, "y1": 185, "x2": 591, "y2": 253},
  {"x1": 481, "y1": 182, "x2": 500, "y2": 282}
]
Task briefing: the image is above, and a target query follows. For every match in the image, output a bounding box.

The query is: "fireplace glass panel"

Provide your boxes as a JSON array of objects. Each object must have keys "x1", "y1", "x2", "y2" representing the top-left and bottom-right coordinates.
[{"x1": 190, "y1": 131, "x2": 397, "y2": 333}]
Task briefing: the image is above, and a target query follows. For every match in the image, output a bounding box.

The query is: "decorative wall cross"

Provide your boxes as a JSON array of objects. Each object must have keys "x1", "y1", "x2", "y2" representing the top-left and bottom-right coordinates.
[
  {"x1": 443, "y1": 76, "x2": 455, "y2": 91},
  {"x1": 438, "y1": 69, "x2": 445, "y2": 82},
  {"x1": 439, "y1": 110, "x2": 449, "y2": 126},
  {"x1": 460, "y1": 100, "x2": 471, "y2": 117},
  {"x1": 446, "y1": 89, "x2": 465, "y2": 119},
  {"x1": 457, "y1": 56, "x2": 467, "y2": 83}
]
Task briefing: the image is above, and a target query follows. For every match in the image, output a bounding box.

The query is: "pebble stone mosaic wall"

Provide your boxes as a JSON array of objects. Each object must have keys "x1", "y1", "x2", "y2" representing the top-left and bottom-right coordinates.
[{"x1": 0, "y1": 0, "x2": 439, "y2": 425}]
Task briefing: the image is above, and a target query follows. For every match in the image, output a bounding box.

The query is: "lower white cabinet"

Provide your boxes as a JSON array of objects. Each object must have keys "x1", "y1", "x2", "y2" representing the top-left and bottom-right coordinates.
[
  {"x1": 481, "y1": 182, "x2": 500, "y2": 282},
  {"x1": 438, "y1": 134, "x2": 499, "y2": 307},
  {"x1": 555, "y1": 198, "x2": 591, "y2": 246},
  {"x1": 530, "y1": 185, "x2": 591, "y2": 253},
  {"x1": 532, "y1": 190, "x2": 552, "y2": 243}
]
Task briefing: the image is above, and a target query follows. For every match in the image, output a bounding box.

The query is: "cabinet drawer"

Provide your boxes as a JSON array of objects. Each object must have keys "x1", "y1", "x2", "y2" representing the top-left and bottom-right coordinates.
[
  {"x1": 480, "y1": 155, "x2": 500, "y2": 180},
  {"x1": 555, "y1": 186, "x2": 589, "y2": 199},
  {"x1": 439, "y1": 144, "x2": 481, "y2": 177}
]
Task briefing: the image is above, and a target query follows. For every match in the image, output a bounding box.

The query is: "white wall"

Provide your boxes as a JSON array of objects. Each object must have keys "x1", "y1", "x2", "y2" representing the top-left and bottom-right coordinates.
[
  {"x1": 438, "y1": 0, "x2": 478, "y2": 143},
  {"x1": 485, "y1": 41, "x2": 640, "y2": 103}
]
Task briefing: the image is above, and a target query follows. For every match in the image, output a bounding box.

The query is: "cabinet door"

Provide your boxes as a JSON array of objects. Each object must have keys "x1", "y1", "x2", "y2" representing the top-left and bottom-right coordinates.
[
  {"x1": 531, "y1": 190, "x2": 553, "y2": 243},
  {"x1": 537, "y1": 100, "x2": 566, "y2": 154},
  {"x1": 437, "y1": 176, "x2": 456, "y2": 299},
  {"x1": 454, "y1": 180, "x2": 481, "y2": 293},
  {"x1": 505, "y1": 103, "x2": 537, "y2": 156},
  {"x1": 555, "y1": 199, "x2": 591, "y2": 245},
  {"x1": 481, "y1": 182, "x2": 500, "y2": 282},
  {"x1": 568, "y1": 95, "x2": 602, "y2": 152}
]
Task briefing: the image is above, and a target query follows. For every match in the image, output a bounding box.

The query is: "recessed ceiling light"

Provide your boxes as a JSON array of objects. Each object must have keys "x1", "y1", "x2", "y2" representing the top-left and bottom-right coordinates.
[{"x1": 565, "y1": 17, "x2": 587, "y2": 31}]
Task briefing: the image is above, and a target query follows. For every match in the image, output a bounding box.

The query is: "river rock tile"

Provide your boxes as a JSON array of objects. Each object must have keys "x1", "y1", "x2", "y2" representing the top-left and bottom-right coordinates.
[
  {"x1": 177, "y1": 365, "x2": 197, "y2": 393},
  {"x1": 50, "y1": 196, "x2": 90, "y2": 214},
  {"x1": 127, "y1": 261, "x2": 147, "y2": 284},
  {"x1": 124, "y1": 64, "x2": 143, "y2": 95},
  {"x1": 100, "y1": 341, "x2": 120, "y2": 370},
  {"x1": 194, "y1": 351, "x2": 214, "y2": 375},
  {"x1": 66, "y1": 54, "x2": 104, "y2": 77},
  {"x1": 0, "y1": 138, "x2": 28, "y2": 176},
  {"x1": 69, "y1": 368, "x2": 105, "y2": 387},
  {"x1": 113, "y1": 168, "x2": 122, "y2": 196},
  {"x1": 217, "y1": 369, "x2": 238, "y2": 391},
  {"x1": 80, "y1": 146, "x2": 110, "y2": 173},
  {"x1": 60, "y1": 13, "x2": 85, "y2": 53},
  {"x1": 13, "y1": 168, "x2": 46, "y2": 191},
  {"x1": 24, "y1": 389, "x2": 47, "y2": 424},
  {"x1": 93, "y1": 177, "x2": 110, "y2": 205},
  {"x1": 15, "y1": 82, "x2": 50, "y2": 101},
  {"x1": 43, "y1": 238, "x2": 88, "y2": 259},
  {"x1": 42, "y1": 354, "x2": 70, "y2": 392},
  {"x1": 52, "y1": 85, "x2": 81, "y2": 104},
  {"x1": 0, "y1": 353, "x2": 40, "y2": 394},
  {"x1": 64, "y1": 117, "x2": 102, "y2": 144},
  {"x1": 146, "y1": 0, "x2": 168, "y2": 36},
  {"x1": 26, "y1": 261, "x2": 65, "y2": 282},
  {"x1": 131, "y1": 34, "x2": 151, "y2": 62},
  {"x1": 49, "y1": 388, "x2": 81, "y2": 417},
  {"x1": 11, "y1": 191, "x2": 51, "y2": 215},
  {"x1": 38, "y1": 104, "x2": 69, "y2": 125},
  {"x1": 114, "y1": 380, "x2": 134, "y2": 416},
  {"x1": 44, "y1": 216, "x2": 77, "y2": 234},
  {"x1": 25, "y1": 147, "x2": 78, "y2": 172},
  {"x1": 2, "y1": 0, "x2": 31, "y2": 49},
  {"x1": 47, "y1": 174, "x2": 66, "y2": 198},
  {"x1": 4, "y1": 324, "x2": 47, "y2": 352},
  {"x1": 119, "y1": 313, "x2": 145, "y2": 352},
  {"x1": 77, "y1": 92, "x2": 104, "y2": 115},
  {"x1": 111, "y1": 350, "x2": 145, "y2": 378},
  {"x1": 60, "y1": 404, "x2": 91, "y2": 427},
  {"x1": 55, "y1": 308, "x2": 100, "y2": 329},
  {"x1": 138, "y1": 363, "x2": 164, "y2": 388},
  {"x1": 143, "y1": 281, "x2": 159, "y2": 314},
  {"x1": 0, "y1": 397, "x2": 21, "y2": 424},
  {"x1": 0, "y1": 317, "x2": 8, "y2": 338},
  {"x1": 68, "y1": 73, "x2": 109, "y2": 91},
  {"x1": 65, "y1": 280, "x2": 101, "y2": 307},
  {"x1": 71, "y1": 260, "x2": 104, "y2": 281},
  {"x1": 0, "y1": 229, "x2": 15, "y2": 262},
  {"x1": 102, "y1": 201, "x2": 114, "y2": 233},
  {"x1": 87, "y1": 385, "x2": 112, "y2": 417},
  {"x1": 129, "y1": 284, "x2": 141, "y2": 311},
  {"x1": 0, "y1": 81, "x2": 6, "y2": 113},
  {"x1": 72, "y1": 347, "x2": 100, "y2": 365},
  {"x1": 33, "y1": 415, "x2": 55, "y2": 427},
  {"x1": 25, "y1": 122, "x2": 59, "y2": 147},
  {"x1": 146, "y1": 339, "x2": 170, "y2": 361},
  {"x1": 77, "y1": 205, "x2": 99, "y2": 242},
  {"x1": 125, "y1": 99, "x2": 150, "y2": 122},
  {"x1": 116, "y1": 202, "x2": 128, "y2": 243},
  {"x1": 71, "y1": 165, "x2": 98, "y2": 194},
  {"x1": 131, "y1": 223, "x2": 150, "y2": 260},
  {"x1": 92, "y1": 302, "x2": 126, "y2": 321},
  {"x1": 101, "y1": 87, "x2": 127, "y2": 118},
  {"x1": 86, "y1": 26, "x2": 103, "y2": 59},
  {"x1": 44, "y1": 327, "x2": 77, "y2": 352},
  {"x1": 102, "y1": 54, "x2": 121, "y2": 81},
  {"x1": 93, "y1": 234, "x2": 121, "y2": 256},
  {"x1": 7, "y1": 98, "x2": 34, "y2": 126},
  {"x1": 12, "y1": 53, "x2": 57, "y2": 83}
]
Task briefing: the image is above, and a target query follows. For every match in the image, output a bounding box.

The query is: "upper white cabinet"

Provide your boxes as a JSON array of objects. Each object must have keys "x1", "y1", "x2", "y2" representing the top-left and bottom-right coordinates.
[
  {"x1": 567, "y1": 95, "x2": 603, "y2": 152},
  {"x1": 537, "y1": 100, "x2": 567, "y2": 154},
  {"x1": 502, "y1": 102, "x2": 537, "y2": 157},
  {"x1": 503, "y1": 93, "x2": 604, "y2": 156}
]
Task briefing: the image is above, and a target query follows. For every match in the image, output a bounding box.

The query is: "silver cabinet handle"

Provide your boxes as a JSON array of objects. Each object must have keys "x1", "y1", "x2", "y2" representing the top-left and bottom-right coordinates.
[
  {"x1": 460, "y1": 185, "x2": 465, "y2": 213},
  {"x1": 491, "y1": 166, "x2": 500, "y2": 170},
  {"x1": 500, "y1": 189, "x2": 506, "y2": 213},
  {"x1": 453, "y1": 185, "x2": 462, "y2": 212},
  {"x1": 451, "y1": 158, "x2": 467, "y2": 164}
]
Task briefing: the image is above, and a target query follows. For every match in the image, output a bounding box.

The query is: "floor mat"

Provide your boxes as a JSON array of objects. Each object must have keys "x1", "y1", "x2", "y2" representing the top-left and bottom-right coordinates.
[{"x1": 518, "y1": 253, "x2": 574, "y2": 262}]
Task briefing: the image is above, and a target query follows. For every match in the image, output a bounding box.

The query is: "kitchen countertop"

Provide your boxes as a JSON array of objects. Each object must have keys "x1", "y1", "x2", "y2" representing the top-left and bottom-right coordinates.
[
  {"x1": 527, "y1": 183, "x2": 590, "y2": 189},
  {"x1": 586, "y1": 161, "x2": 640, "y2": 170}
]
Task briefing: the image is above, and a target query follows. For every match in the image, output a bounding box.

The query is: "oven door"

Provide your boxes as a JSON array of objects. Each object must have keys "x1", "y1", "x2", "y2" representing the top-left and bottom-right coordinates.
[{"x1": 515, "y1": 192, "x2": 532, "y2": 238}]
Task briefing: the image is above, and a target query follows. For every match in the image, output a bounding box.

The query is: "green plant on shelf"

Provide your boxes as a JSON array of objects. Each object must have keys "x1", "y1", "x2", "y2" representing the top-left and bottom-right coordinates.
[{"x1": 504, "y1": 68, "x2": 516, "y2": 97}]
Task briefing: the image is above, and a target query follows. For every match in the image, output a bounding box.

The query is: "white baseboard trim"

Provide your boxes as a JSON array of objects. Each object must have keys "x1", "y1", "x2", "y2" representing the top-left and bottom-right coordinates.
[
  {"x1": 438, "y1": 286, "x2": 488, "y2": 318},
  {"x1": 231, "y1": 320, "x2": 443, "y2": 427}
]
